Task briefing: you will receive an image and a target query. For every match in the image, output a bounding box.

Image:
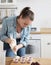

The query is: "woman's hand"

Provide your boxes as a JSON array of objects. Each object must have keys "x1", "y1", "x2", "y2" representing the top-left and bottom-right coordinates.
[
  {"x1": 13, "y1": 44, "x2": 23, "y2": 52},
  {"x1": 13, "y1": 45, "x2": 19, "y2": 52},
  {"x1": 9, "y1": 39, "x2": 16, "y2": 49}
]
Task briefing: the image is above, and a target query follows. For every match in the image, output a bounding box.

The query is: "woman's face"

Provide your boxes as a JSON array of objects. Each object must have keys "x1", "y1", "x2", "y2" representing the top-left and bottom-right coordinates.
[{"x1": 18, "y1": 16, "x2": 32, "y2": 28}]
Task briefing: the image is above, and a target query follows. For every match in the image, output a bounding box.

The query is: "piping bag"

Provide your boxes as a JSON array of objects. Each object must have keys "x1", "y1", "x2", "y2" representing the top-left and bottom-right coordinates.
[
  {"x1": 9, "y1": 33, "x2": 20, "y2": 62},
  {"x1": 9, "y1": 34, "x2": 17, "y2": 56}
]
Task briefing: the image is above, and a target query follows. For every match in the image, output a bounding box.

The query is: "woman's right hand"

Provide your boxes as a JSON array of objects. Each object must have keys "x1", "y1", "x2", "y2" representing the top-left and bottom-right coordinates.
[
  {"x1": 5, "y1": 38, "x2": 17, "y2": 54},
  {"x1": 9, "y1": 39, "x2": 16, "y2": 50}
]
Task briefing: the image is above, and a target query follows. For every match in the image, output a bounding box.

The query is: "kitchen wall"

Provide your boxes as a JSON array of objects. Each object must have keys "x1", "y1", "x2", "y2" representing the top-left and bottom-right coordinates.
[{"x1": 15, "y1": 0, "x2": 51, "y2": 28}]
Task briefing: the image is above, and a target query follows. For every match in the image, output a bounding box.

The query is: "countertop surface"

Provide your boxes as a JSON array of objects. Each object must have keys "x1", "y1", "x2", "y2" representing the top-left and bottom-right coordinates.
[
  {"x1": 6, "y1": 57, "x2": 51, "y2": 65},
  {"x1": 30, "y1": 31, "x2": 51, "y2": 34},
  {"x1": 30, "y1": 28, "x2": 51, "y2": 34}
]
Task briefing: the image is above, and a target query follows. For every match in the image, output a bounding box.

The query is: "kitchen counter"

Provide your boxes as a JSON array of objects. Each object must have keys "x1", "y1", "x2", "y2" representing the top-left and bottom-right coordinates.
[
  {"x1": 30, "y1": 28, "x2": 51, "y2": 34},
  {"x1": 30, "y1": 31, "x2": 51, "y2": 34},
  {"x1": 6, "y1": 57, "x2": 51, "y2": 65}
]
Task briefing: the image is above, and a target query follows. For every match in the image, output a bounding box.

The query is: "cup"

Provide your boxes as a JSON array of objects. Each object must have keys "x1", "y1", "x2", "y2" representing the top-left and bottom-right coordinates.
[
  {"x1": 20, "y1": 56, "x2": 26, "y2": 63},
  {"x1": 26, "y1": 56, "x2": 33, "y2": 64}
]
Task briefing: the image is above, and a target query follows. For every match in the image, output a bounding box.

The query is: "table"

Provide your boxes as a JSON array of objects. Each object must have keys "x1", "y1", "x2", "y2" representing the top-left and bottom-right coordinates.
[{"x1": 6, "y1": 57, "x2": 51, "y2": 65}]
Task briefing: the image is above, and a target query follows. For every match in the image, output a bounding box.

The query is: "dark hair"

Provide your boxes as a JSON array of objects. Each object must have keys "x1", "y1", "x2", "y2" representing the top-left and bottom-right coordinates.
[{"x1": 19, "y1": 7, "x2": 34, "y2": 21}]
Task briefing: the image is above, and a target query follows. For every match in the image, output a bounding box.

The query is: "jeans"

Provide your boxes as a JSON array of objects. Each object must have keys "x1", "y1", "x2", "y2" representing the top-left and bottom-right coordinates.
[{"x1": 4, "y1": 38, "x2": 25, "y2": 57}]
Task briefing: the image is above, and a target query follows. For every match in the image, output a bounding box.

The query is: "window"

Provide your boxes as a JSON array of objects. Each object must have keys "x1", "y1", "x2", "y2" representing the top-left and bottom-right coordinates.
[
  {"x1": 0, "y1": 0, "x2": 13, "y2": 3},
  {"x1": 1, "y1": 0, "x2": 6, "y2": 3},
  {"x1": 8, "y1": 0, "x2": 13, "y2": 3}
]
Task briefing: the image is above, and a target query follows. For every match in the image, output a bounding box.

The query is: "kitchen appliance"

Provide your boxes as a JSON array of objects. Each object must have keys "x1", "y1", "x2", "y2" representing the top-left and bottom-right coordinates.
[
  {"x1": 31, "y1": 27, "x2": 37, "y2": 32},
  {"x1": 31, "y1": 27, "x2": 40, "y2": 32},
  {"x1": 26, "y1": 34, "x2": 41, "y2": 58}
]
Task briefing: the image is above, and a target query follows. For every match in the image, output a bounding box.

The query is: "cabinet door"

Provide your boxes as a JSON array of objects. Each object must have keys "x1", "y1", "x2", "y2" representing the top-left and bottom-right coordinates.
[
  {"x1": 29, "y1": 34, "x2": 41, "y2": 39},
  {"x1": 0, "y1": 51, "x2": 6, "y2": 65},
  {"x1": 0, "y1": 41, "x2": 3, "y2": 51},
  {"x1": 41, "y1": 34, "x2": 51, "y2": 58}
]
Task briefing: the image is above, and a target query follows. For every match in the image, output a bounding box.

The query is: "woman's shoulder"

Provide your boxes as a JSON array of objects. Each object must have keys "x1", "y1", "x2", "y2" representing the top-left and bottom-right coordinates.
[
  {"x1": 3, "y1": 16, "x2": 17, "y2": 25},
  {"x1": 6, "y1": 16, "x2": 16, "y2": 21}
]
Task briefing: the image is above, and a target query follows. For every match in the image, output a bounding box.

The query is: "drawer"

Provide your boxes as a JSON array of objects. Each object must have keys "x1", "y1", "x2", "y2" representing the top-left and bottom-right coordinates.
[
  {"x1": 41, "y1": 34, "x2": 51, "y2": 45},
  {"x1": 41, "y1": 34, "x2": 51, "y2": 58},
  {"x1": 29, "y1": 34, "x2": 41, "y2": 39}
]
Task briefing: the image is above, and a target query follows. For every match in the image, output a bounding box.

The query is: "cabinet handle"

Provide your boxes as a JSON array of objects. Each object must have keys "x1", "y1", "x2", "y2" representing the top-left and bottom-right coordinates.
[{"x1": 47, "y1": 43, "x2": 51, "y2": 45}]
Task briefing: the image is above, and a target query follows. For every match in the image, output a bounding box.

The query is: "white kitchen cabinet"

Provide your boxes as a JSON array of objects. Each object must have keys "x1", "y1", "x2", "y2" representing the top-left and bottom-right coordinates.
[
  {"x1": 0, "y1": 0, "x2": 16, "y2": 4},
  {"x1": 0, "y1": 41, "x2": 6, "y2": 65},
  {"x1": 0, "y1": 40, "x2": 3, "y2": 51},
  {"x1": 26, "y1": 34, "x2": 41, "y2": 58},
  {"x1": 0, "y1": 51, "x2": 6, "y2": 65},
  {"x1": 41, "y1": 34, "x2": 51, "y2": 58},
  {"x1": 0, "y1": 2, "x2": 17, "y2": 24}
]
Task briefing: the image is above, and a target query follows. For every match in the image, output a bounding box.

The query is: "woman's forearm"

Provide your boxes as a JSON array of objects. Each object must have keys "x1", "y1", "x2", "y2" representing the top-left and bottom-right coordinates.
[
  {"x1": 17, "y1": 44, "x2": 24, "y2": 49},
  {"x1": 3, "y1": 38, "x2": 12, "y2": 44},
  {"x1": 13, "y1": 44, "x2": 24, "y2": 52}
]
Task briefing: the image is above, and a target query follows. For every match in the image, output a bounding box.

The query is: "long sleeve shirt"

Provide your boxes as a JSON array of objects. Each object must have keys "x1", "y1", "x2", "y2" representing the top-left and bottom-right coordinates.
[{"x1": 0, "y1": 16, "x2": 31, "y2": 47}]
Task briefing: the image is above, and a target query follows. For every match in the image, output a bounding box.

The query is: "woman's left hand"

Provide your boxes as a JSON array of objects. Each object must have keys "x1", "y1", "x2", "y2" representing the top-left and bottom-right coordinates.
[
  {"x1": 13, "y1": 45, "x2": 19, "y2": 52},
  {"x1": 13, "y1": 44, "x2": 23, "y2": 52}
]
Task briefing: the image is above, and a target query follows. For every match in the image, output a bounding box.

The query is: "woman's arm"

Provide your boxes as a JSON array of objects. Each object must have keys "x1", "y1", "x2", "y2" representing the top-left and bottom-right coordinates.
[
  {"x1": 0, "y1": 19, "x2": 12, "y2": 44},
  {"x1": 20, "y1": 25, "x2": 31, "y2": 47},
  {"x1": 13, "y1": 26, "x2": 31, "y2": 52},
  {"x1": 12, "y1": 26, "x2": 31, "y2": 52}
]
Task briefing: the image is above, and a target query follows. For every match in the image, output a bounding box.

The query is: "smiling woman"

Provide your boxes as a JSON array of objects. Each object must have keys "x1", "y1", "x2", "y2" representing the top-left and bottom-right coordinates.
[
  {"x1": 0, "y1": 7, "x2": 34, "y2": 57},
  {"x1": 16, "y1": 7, "x2": 34, "y2": 29}
]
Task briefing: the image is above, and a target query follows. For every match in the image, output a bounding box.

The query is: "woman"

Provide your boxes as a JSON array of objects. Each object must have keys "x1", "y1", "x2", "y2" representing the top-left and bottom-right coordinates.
[{"x1": 0, "y1": 7, "x2": 34, "y2": 57}]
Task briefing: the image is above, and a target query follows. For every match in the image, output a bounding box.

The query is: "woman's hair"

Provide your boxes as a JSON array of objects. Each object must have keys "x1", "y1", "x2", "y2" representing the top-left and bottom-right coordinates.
[{"x1": 19, "y1": 7, "x2": 34, "y2": 21}]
